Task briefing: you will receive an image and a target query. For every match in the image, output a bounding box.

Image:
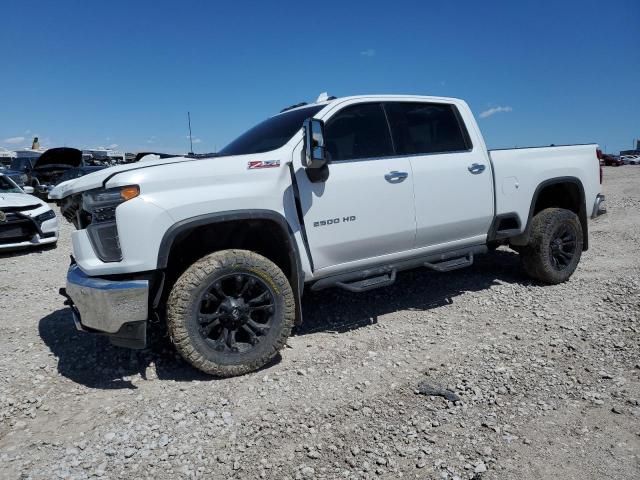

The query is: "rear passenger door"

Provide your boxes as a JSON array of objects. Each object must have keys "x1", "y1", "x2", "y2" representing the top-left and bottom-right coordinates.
[
  {"x1": 384, "y1": 101, "x2": 494, "y2": 249},
  {"x1": 296, "y1": 102, "x2": 416, "y2": 272}
]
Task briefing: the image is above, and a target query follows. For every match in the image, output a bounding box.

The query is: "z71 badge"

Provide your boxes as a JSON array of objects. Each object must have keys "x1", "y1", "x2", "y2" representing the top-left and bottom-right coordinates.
[
  {"x1": 247, "y1": 160, "x2": 280, "y2": 169},
  {"x1": 313, "y1": 216, "x2": 356, "y2": 227}
]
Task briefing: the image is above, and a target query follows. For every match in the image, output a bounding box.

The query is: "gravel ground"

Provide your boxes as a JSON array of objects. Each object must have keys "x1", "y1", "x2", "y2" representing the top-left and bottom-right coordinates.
[{"x1": 1, "y1": 166, "x2": 639, "y2": 480}]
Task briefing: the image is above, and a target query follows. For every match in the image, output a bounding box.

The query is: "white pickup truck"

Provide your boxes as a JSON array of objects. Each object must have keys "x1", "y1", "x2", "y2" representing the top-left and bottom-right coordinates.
[{"x1": 51, "y1": 94, "x2": 606, "y2": 377}]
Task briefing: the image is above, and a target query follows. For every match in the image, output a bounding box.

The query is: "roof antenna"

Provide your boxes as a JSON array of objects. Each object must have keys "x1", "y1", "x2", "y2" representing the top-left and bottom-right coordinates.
[{"x1": 187, "y1": 111, "x2": 194, "y2": 155}]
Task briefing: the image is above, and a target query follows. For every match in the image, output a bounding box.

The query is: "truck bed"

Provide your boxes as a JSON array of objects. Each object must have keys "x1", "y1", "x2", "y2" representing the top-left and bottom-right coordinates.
[{"x1": 488, "y1": 144, "x2": 601, "y2": 228}]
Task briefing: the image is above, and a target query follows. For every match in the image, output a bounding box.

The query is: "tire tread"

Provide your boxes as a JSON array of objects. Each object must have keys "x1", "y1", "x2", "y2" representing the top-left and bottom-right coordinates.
[{"x1": 167, "y1": 249, "x2": 295, "y2": 377}]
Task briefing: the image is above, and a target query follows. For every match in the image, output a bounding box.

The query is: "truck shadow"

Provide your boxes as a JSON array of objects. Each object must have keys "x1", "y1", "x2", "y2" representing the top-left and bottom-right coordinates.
[
  {"x1": 38, "y1": 309, "x2": 220, "y2": 389},
  {"x1": 296, "y1": 248, "x2": 529, "y2": 335},
  {"x1": 38, "y1": 249, "x2": 530, "y2": 389}
]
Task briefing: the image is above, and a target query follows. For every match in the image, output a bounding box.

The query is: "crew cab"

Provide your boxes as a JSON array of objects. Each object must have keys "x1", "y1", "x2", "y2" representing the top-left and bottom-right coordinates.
[{"x1": 51, "y1": 94, "x2": 606, "y2": 377}]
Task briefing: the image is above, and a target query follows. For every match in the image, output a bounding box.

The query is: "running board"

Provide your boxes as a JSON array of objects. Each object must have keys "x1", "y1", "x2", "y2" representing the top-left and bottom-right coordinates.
[
  {"x1": 335, "y1": 270, "x2": 396, "y2": 293},
  {"x1": 424, "y1": 253, "x2": 474, "y2": 272},
  {"x1": 310, "y1": 245, "x2": 487, "y2": 293}
]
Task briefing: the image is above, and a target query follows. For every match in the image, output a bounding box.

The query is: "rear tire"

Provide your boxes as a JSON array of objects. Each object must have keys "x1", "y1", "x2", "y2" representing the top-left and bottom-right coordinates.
[
  {"x1": 520, "y1": 208, "x2": 583, "y2": 284},
  {"x1": 167, "y1": 249, "x2": 295, "y2": 377}
]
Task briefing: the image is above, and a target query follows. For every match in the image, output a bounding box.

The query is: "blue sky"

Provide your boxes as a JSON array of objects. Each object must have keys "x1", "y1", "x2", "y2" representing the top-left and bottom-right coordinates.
[{"x1": 1, "y1": 0, "x2": 638, "y2": 154}]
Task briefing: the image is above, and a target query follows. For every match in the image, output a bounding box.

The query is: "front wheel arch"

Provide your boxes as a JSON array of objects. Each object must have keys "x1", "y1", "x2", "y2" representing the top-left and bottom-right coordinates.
[{"x1": 157, "y1": 210, "x2": 304, "y2": 325}]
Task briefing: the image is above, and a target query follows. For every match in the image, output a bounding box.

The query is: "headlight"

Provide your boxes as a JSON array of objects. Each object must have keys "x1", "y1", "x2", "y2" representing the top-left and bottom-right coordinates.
[
  {"x1": 83, "y1": 185, "x2": 139, "y2": 262},
  {"x1": 35, "y1": 209, "x2": 56, "y2": 223}
]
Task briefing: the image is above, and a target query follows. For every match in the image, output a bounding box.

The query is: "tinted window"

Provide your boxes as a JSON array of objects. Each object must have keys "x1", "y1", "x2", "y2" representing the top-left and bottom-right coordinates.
[
  {"x1": 219, "y1": 105, "x2": 324, "y2": 156},
  {"x1": 324, "y1": 103, "x2": 394, "y2": 161},
  {"x1": 10, "y1": 158, "x2": 33, "y2": 171},
  {"x1": 385, "y1": 102, "x2": 471, "y2": 155},
  {"x1": 0, "y1": 176, "x2": 22, "y2": 193}
]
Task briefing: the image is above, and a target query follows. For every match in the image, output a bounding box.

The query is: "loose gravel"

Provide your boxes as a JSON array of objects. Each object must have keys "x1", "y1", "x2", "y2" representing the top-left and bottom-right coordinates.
[{"x1": 1, "y1": 166, "x2": 639, "y2": 479}]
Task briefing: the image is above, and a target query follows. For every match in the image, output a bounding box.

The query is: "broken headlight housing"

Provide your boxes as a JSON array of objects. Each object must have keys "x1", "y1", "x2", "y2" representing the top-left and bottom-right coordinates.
[
  {"x1": 83, "y1": 185, "x2": 139, "y2": 262},
  {"x1": 35, "y1": 209, "x2": 56, "y2": 223}
]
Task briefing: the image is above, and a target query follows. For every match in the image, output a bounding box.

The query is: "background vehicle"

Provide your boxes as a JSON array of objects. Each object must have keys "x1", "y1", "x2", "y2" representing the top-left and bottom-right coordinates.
[
  {"x1": 601, "y1": 153, "x2": 624, "y2": 166},
  {"x1": 0, "y1": 164, "x2": 28, "y2": 187},
  {"x1": 52, "y1": 94, "x2": 605, "y2": 377},
  {"x1": 621, "y1": 155, "x2": 639, "y2": 165},
  {"x1": 29, "y1": 147, "x2": 83, "y2": 199},
  {"x1": 0, "y1": 173, "x2": 59, "y2": 250}
]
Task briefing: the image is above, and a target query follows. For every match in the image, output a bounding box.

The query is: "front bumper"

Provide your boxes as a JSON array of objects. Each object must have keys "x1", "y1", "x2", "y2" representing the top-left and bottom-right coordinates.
[
  {"x1": 0, "y1": 216, "x2": 58, "y2": 250},
  {"x1": 62, "y1": 264, "x2": 149, "y2": 348},
  {"x1": 591, "y1": 194, "x2": 607, "y2": 219},
  {"x1": 0, "y1": 232, "x2": 58, "y2": 250}
]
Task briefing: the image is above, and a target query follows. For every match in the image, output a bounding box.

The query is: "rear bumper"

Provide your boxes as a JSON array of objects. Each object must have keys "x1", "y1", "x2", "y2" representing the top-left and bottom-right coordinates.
[
  {"x1": 591, "y1": 194, "x2": 606, "y2": 219},
  {"x1": 61, "y1": 264, "x2": 149, "y2": 348}
]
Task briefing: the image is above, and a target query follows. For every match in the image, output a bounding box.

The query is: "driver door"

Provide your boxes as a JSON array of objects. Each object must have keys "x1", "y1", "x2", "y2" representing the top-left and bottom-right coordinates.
[{"x1": 295, "y1": 102, "x2": 416, "y2": 273}]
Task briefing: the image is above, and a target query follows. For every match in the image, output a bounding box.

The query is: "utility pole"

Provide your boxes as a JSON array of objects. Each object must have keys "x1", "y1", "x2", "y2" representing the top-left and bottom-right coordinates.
[{"x1": 188, "y1": 112, "x2": 194, "y2": 155}]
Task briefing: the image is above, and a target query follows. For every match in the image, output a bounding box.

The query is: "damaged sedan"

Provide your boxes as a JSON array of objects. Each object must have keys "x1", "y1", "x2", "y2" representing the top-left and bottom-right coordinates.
[{"x1": 0, "y1": 173, "x2": 59, "y2": 251}]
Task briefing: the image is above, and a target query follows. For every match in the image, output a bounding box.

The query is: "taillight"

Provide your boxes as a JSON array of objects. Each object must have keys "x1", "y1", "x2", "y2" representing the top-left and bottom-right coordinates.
[{"x1": 597, "y1": 149, "x2": 603, "y2": 184}]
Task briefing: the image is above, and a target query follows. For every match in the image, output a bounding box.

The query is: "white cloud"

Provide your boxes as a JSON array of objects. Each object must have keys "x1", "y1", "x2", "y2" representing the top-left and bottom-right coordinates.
[
  {"x1": 479, "y1": 106, "x2": 513, "y2": 119},
  {"x1": 360, "y1": 48, "x2": 376, "y2": 57},
  {"x1": 3, "y1": 136, "x2": 25, "y2": 144},
  {"x1": 192, "y1": 138, "x2": 202, "y2": 144},
  {"x1": 107, "y1": 143, "x2": 119, "y2": 149}
]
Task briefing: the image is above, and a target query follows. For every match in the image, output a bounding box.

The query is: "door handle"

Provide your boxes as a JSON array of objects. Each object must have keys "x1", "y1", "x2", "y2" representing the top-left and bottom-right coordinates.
[
  {"x1": 384, "y1": 171, "x2": 409, "y2": 183},
  {"x1": 468, "y1": 163, "x2": 486, "y2": 174}
]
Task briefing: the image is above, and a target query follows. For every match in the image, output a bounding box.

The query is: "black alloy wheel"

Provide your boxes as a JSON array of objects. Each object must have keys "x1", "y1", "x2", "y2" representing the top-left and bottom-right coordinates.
[
  {"x1": 548, "y1": 224, "x2": 577, "y2": 271},
  {"x1": 167, "y1": 249, "x2": 295, "y2": 377},
  {"x1": 197, "y1": 273, "x2": 276, "y2": 353}
]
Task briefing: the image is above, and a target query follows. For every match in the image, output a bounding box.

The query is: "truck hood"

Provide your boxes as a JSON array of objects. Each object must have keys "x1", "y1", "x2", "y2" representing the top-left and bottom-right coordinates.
[
  {"x1": 49, "y1": 155, "x2": 195, "y2": 199},
  {"x1": 0, "y1": 192, "x2": 45, "y2": 209}
]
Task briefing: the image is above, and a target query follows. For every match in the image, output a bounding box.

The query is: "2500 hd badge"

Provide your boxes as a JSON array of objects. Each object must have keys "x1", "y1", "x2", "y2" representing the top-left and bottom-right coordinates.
[{"x1": 313, "y1": 216, "x2": 357, "y2": 227}]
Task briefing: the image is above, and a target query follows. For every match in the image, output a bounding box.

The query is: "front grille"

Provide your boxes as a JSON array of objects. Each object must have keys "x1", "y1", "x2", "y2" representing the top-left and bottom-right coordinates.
[
  {"x1": 0, "y1": 204, "x2": 40, "y2": 213},
  {"x1": 60, "y1": 194, "x2": 88, "y2": 229},
  {"x1": 0, "y1": 217, "x2": 37, "y2": 244}
]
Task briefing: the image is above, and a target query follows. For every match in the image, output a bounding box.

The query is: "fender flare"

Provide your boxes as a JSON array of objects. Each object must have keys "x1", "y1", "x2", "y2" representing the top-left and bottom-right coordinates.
[
  {"x1": 512, "y1": 176, "x2": 588, "y2": 250},
  {"x1": 156, "y1": 209, "x2": 305, "y2": 323}
]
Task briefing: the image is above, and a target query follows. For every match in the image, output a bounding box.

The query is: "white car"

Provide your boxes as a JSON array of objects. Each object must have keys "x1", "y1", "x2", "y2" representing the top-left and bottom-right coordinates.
[
  {"x1": 0, "y1": 173, "x2": 59, "y2": 250},
  {"x1": 621, "y1": 155, "x2": 639, "y2": 165}
]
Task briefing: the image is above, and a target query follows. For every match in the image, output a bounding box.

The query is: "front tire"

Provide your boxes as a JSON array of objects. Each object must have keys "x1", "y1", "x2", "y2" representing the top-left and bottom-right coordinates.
[
  {"x1": 167, "y1": 249, "x2": 295, "y2": 377},
  {"x1": 520, "y1": 208, "x2": 583, "y2": 284}
]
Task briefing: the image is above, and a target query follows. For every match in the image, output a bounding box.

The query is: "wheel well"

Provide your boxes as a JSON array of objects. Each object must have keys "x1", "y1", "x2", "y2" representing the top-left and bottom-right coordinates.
[
  {"x1": 164, "y1": 219, "x2": 295, "y2": 287},
  {"x1": 529, "y1": 179, "x2": 588, "y2": 251},
  {"x1": 533, "y1": 182, "x2": 582, "y2": 216}
]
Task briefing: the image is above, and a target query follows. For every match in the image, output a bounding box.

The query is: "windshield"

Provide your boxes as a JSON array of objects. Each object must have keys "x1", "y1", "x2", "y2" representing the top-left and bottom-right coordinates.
[
  {"x1": 0, "y1": 176, "x2": 23, "y2": 193},
  {"x1": 218, "y1": 105, "x2": 325, "y2": 156},
  {"x1": 10, "y1": 158, "x2": 33, "y2": 171}
]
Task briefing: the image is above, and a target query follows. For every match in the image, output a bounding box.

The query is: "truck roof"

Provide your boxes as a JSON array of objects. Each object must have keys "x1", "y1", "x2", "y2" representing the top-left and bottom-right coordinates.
[{"x1": 279, "y1": 94, "x2": 465, "y2": 115}]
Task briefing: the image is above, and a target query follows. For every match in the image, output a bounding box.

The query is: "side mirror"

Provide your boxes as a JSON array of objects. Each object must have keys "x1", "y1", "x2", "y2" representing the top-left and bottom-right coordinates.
[
  {"x1": 302, "y1": 118, "x2": 327, "y2": 169},
  {"x1": 23, "y1": 186, "x2": 34, "y2": 194}
]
